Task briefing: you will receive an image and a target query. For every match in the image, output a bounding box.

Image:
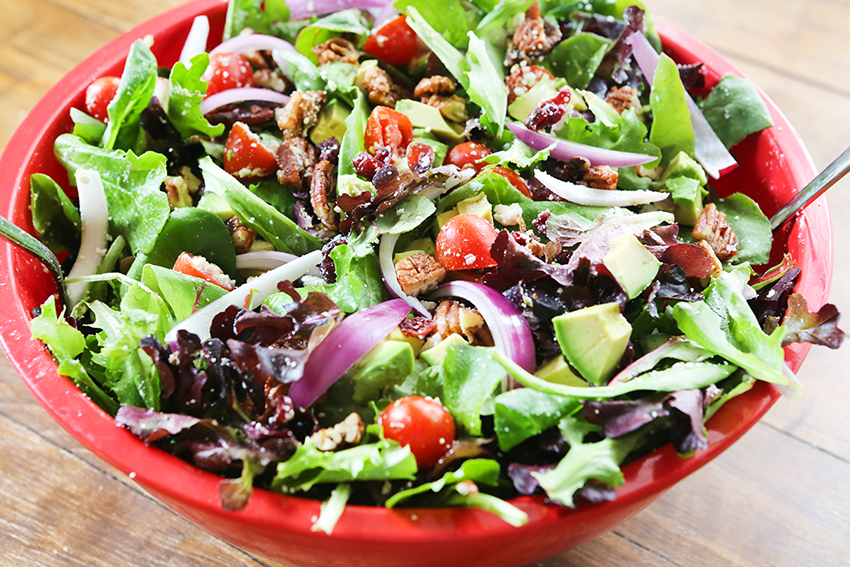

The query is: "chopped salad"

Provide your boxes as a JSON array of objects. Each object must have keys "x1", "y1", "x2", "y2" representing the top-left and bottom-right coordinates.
[{"x1": 27, "y1": 0, "x2": 844, "y2": 532}]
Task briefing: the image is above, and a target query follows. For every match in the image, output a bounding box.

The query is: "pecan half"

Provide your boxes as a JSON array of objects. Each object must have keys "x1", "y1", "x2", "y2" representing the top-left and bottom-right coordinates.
[
  {"x1": 361, "y1": 65, "x2": 407, "y2": 109},
  {"x1": 692, "y1": 203, "x2": 738, "y2": 262},
  {"x1": 276, "y1": 90, "x2": 327, "y2": 139},
  {"x1": 310, "y1": 413, "x2": 365, "y2": 452},
  {"x1": 253, "y1": 68, "x2": 289, "y2": 93},
  {"x1": 395, "y1": 254, "x2": 447, "y2": 297},
  {"x1": 313, "y1": 38, "x2": 360, "y2": 66},
  {"x1": 276, "y1": 137, "x2": 317, "y2": 191},
  {"x1": 310, "y1": 160, "x2": 339, "y2": 231},
  {"x1": 506, "y1": 2, "x2": 562, "y2": 65},
  {"x1": 226, "y1": 216, "x2": 257, "y2": 255},
  {"x1": 605, "y1": 86, "x2": 640, "y2": 114},
  {"x1": 434, "y1": 300, "x2": 485, "y2": 343}
]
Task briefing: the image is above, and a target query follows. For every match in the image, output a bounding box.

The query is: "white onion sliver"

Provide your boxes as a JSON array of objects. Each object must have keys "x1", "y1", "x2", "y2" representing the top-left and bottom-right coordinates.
[
  {"x1": 199, "y1": 88, "x2": 290, "y2": 115},
  {"x1": 378, "y1": 233, "x2": 432, "y2": 318},
  {"x1": 66, "y1": 169, "x2": 110, "y2": 307},
  {"x1": 534, "y1": 171, "x2": 668, "y2": 207},
  {"x1": 211, "y1": 33, "x2": 296, "y2": 55},
  {"x1": 236, "y1": 251, "x2": 323, "y2": 277},
  {"x1": 179, "y1": 15, "x2": 210, "y2": 65},
  {"x1": 164, "y1": 249, "x2": 323, "y2": 344}
]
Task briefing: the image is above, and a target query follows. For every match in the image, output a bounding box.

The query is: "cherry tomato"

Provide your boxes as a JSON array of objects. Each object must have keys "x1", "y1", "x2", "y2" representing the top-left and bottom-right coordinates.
[
  {"x1": 363, "y1": 16, "x2": 419, "y2": 67},
  {"x1": 364, "y1": 106, "x2": 413, "y2": 157},
  {"x1": 435, "y1": 214, "x2": 499, "y2": 271},
  {"x1": 445, "y1": 142, "x2": 491, "y2": 173},
  {"x1": 224, "y1": 122, "x2": 278, "y2": 180},
  {"x1": 379, "y1": 396, "x2": 455, "y2": 468},
  {"x1": 505, "y1": 65, "x2": 554, "y2": 103},
  {"x1": 85, "y1": 76, "x2": 120, "y2": 123},
  {"x1": 173, "y1": 253, "x2": 235, "y2": 291},
  {"x1": 491, "y1": 166, "x2": 531, "y2": 198},
  {"x1": 203, "y1": 52, "x2": 254, "y2": 97}
]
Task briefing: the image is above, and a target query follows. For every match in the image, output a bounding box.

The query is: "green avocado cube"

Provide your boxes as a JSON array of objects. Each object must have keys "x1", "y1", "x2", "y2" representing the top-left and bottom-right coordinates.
[
  {"x1": 666, "y1": 176, "x2": 705, "y2": 226},
  {"x1": 661, "y1": 151, "x2": 708, "y2": 187},
  {"x1": 420, "y1": 333, "x2": 468, "y2": 366},
  {"x1": 553, "y1": 302, "x2": 632, "y2": 385},
  {"x1": 395, "y1": 99, "x2": 465, "y2": 145},
  {"x1": 198, "y1": 193, "x2": 234, "y2": 221},
  {"x1": 350, "y1": 340, "x2": 415, "y2": 402},
  {"x1": 310, "y1": 99, "x2": 350, "y2": 144},
  {"x1": 602, "y1": 233, "x2": 661, "y2": 300},
  {"x1": 535, "y1": 356, "x2": 587, "y2": 387}
]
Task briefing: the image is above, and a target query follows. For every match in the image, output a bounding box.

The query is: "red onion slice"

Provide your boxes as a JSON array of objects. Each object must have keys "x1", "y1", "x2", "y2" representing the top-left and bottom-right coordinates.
[
  {"x1": 179, "y1": 15, "x2": 210, "y2": 65},
  {"x1": 288, "y1": 0, "x2": 393, "y2": 21},
  {"x1": 378, "y1": 233, "x2": 433, "y2": 318},
  {"x1": 236, "y1": 251, "x2": 323, "y2": 277},
  {"x1": 211, "y1": 34, "x2": 296, "y2": 55},
  {"x1": 200, "y1": 88, "x2": 289, "y2": 115},
  {"x1": 507, "y1": 123, "x2": 656, "y2": 168},
  {"x1": 288, "y1": 299, "x2": 412, "y2": 408},
  {"x1": 430, "y1": 281, "x2": 535, "y2": 391},
  {"x1": 534, "y1": 170, "x2": 668, "y2": 207},
  {"x1": 626, "y1": 32, "x2": 738, "y2": 179}
]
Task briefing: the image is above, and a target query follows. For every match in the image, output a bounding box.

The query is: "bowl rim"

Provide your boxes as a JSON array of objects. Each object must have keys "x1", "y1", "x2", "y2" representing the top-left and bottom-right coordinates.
[{"x1": 0, "y1": 0, "x2": 832, "y2": 543}]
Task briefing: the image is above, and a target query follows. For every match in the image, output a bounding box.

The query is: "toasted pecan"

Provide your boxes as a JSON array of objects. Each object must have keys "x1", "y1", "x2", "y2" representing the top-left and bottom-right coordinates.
[
  {"x1": 692, "y1": 203, "x2": 738, "y2": 262},
  {"x1": 395, "y1": 254, "x2": 446, "y2": 297}
]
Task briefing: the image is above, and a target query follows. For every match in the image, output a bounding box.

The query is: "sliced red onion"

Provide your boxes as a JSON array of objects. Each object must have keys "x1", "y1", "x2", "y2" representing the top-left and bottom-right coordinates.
[
  {"x1": 430, "y1": 281, "x2": 535, "y2": 391},
  {"x1": 179, "y1": 15, "x2": 210, "y2": 64},
  {"x1": 164, "y1": 250, "x2": 323, "y2": 344},
  {"x1": 534, "y1": 170, "x2": 668, "y2": 207},
  {"x1": 288, "y1": 299, "x2": 412, "y2": 408},
  {"x1": 200, "y1": 88, "x2": 289, "y2": 115},
  {"x1": 288, "y1": 0, "x2": 392, "y2": 21},
  {"x1": 378, "y1": 233, "x2": 432, "y2": 318},
  {"x1": 211, "y1": 34, "x2": 296, "y2": 56},
  {"x1": 236, "y1": 251, "x2": 323, "y2": 277},
  {"x1": 507, "y1": 122, "x2": 656, "y2": 168},
  {"x1": 626, "y1": 32, "x2": 737, "y2": 180},
  {"x1": 66, "y1": 169, "x2": 109, "y2": 307}
]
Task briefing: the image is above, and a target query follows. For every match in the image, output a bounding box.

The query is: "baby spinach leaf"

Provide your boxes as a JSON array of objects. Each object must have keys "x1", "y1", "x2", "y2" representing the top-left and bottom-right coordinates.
[
  {"x1": 546, "y1": 33, "x2": 611, "y2": 89},
  {"x1": 714, "y1": 193, "x2": 772, "y2": 265},
  {"x1": 494, "y1": 388, "x2": 579, "y2": 451},
  {"x1": 140, "y1": 264, "x2": 229, "y2": 323},
  {"x1": 29, "y1": 173, "x2": 81, "y2": 254},
  {"x1": 405, "y1": 7, "x2": 468, "y2": 88},
  {"x1": 698, "y1": 75, "x2": 773, "y2": 149},
  {"x1": 441, "y1": 345, "x2": 505, "y2": 435},
  {"x1": 271, "y1": 50, "x2": 325, "y2": 91},
  {"x1": 338, "y1": 90, "x2": 369, "y2": 177},
  {"x1": 374, "y1": 195, "x2": 436, "y2": 234},
  {"x1": 167, "y1": 53, "x2": 225, "y2": 139},
  {"x1": 102, "y1": 40, "x2": 158, "y2": 152}
]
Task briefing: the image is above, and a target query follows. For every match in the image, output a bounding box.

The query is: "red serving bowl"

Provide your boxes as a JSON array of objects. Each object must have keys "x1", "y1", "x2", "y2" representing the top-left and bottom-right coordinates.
[{"x1": 0, "y1": 2, "x2": 832, "y2": 566}]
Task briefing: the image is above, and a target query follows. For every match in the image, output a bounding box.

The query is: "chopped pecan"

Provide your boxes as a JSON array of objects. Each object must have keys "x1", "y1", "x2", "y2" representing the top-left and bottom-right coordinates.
[
  {"x1": 434, "y1": 300, "x2": 485, "y2": 343},
  {"x1": 361, "y1": 65, "x2": 407, "y2": 109},
  {"x1": 696, "y1": 240, "x2": 724, "y2": 277},
  {"x1": 164, "y1": 176, "x2": 193, "y2": 208},
  {"x1": 275, "y1": 90, "x2": 326, "y2": 139},
  {"x1": 310, "y1": 160, "x2": 339, "y2": 231},
  {"x1": 276, "y1": 137, "x2": 317, "y2": 191},
  {"x1": 226, "y1": 216, "x2": 257, "y2": 255},
  {"x1": 506, "y1": 2, "x2": 562, "y2": 65},
  {"x1": 313, "y1": 38, "x2": 360, "y2": 66},
  {"x1": 414, "y1": 75, "x2": 455, "y2": 98},
  {"x1": 310, "y1": 413, "x2": 365, "y2": 452},
  {"x1": 692, "y1": 203, "x2": 738, "y2": 262},
  {"x1": 395, "y1": 254, "x2": 446, "y2": 297},
  {"x1": 253, "y1": 68, "x2": 289, "y2": 93},
  {"x1": 605, "y1": 86, "x2": 640, "y2": 114},
  {"x1": 583, "y1": 165, "x2": 618, "y2": 190},
  {"x1": 242, "y1": 49, "x2": 275, "y2": 70}
]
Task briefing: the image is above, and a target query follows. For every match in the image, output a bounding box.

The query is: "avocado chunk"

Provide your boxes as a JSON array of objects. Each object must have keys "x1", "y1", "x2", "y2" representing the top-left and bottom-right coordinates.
[
  {"x1": 395, "y1": 99, "x2": 465, "y2": 145},
  {"x1": 198, "y1": 193, "x2": 234, "y2": 221},
  {"x1": 666, "y1": 176, "x2": 704, "y2": 226},
  {"x1": 421, "y1": 333, "x2": 468, "y2": 366},
  {"x1": 553, "y1": 302, "x2": 631, "y2": 385},
  {"x1": 350, "y1": 340, "x2": 415, "y2": 402},
  {"x1": 310, "y1": 99, "x2": 350, "y2": 144},
  {"x1": 456, "y1": 193, "x2": 493, "y2": 224},
  {"x1": 337, "y1": 173, "x2": 373, "y2": 198},
  {"x1": 387, "y1": 326, "x2": 424, "y2": 355},
  {"x1": 535, "y1": 355, "x2": 587, "y2": 387},
  {"x1": 602, "y1": 233, "x2": 661, "y2": 300},
  {"x1": 661, "y1": 151, "x2": 708, "y2": 187}
]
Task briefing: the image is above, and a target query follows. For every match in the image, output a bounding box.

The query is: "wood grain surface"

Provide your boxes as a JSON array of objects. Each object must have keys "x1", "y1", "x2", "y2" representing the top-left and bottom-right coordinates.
[{"x1": 0, "y1": 1, "x2": 848, "y2": 566}]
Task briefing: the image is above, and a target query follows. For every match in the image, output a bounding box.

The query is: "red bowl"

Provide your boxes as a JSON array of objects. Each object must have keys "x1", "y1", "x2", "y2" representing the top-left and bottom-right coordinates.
[{"x1": 0, "y1": 3, "x2": 832, "y2": 566}]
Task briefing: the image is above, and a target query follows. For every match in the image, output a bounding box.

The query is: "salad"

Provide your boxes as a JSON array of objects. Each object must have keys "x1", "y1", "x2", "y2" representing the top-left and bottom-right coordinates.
[{"x1": 26, "y1": 0, "x2": 844, "y2": 533}]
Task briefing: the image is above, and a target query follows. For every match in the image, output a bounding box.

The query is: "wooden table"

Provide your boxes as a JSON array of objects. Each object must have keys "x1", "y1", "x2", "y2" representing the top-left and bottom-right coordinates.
[{"x1": 1, "y1": 1, "x2": 848, "y2": 565}]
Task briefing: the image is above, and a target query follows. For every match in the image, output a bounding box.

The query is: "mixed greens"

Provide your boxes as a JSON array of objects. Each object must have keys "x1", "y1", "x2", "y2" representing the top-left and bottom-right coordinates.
[{"x1": 27, "y1": 0, "x2": 845, "y2": 533}]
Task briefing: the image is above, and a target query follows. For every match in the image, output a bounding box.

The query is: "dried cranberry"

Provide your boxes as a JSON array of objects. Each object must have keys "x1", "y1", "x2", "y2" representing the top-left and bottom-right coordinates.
[
  {"x1": 525, "y1": 89, "x2": 572, "y2": 131},
  {"x1": 317, "y1": 137, "x2": 340, "y2": 164},
  {"x1": 353, "y1": 151, "x2": 384, "y2": 181},
  {"x1": 374, "y1": 146, "x2": 393, "y2": 164},
  {"x1": 372, "y1": 164, "x2": 399, "y2": 192},
  {"x1": 406, "y1": 141, "x2": 435, "y2": 173},
  {"x1": 337, "y1": 191, "x2": 372, "y2": 214}
]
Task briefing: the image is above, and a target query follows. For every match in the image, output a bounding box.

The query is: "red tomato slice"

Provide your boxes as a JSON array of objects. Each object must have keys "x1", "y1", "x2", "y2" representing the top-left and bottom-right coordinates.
[
  {"x1": 435, "y1": 214, "x2": 499, "y2": 271},
  {"x1": 203, "y1": 52, "x2": 254, "y2": 97},
  {"x1": 491, "y1": 166, "x2": 532, "y2": 198},
  {"x1": 173, "y1": 252, "x2": 235, "y2": 291},
  {"x1": 85, "y1": 76, "x2": 120, "y2": 123},
  {"x1": 445, "y1": 142, "x2": 491, "y2": 173},
  {"x1": 363, "y1": 16, "x2": 419, "y2": 67},
  {"x1": 224, "y1": 122, "x2": 278, "y2": 180},
  {"x1": 364, "y1": 106, "x2": 413, "y2": 157},
  {"x1": 379, "y1": 396, "x2": 455, "y2": 468}
]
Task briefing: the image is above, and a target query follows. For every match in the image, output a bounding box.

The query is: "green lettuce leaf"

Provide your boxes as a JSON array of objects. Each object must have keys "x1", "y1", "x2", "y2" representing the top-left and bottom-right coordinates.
[
  {"x1": 385, "y1": 458, "x2": 500, "y2": 507},
  {"x1": 70, "y1": 108, "x2": 106, "y2": 145},
  {"x1": 223, "y1": 0, "x2": 290, "y2": 40},
  {"x1": 441, "y1": 345, "x2": 504, "y2": 435},
  {"x1": 648, "y1": 53, "x2": 695, "y2": 166},
  {"x1": 395, "y1": 0, "x2": 468, "y2": 47},
  {"x1": 167, "y1": 53, "x2": 225, "y2": 139},
  {"x1": 140, "y1": 264, "x2": 229, "y2": 323},
  {"x1": 483, "y1": 138, "x2": 552, "y2": 169},
  {"x1": 466, "y1": 32, "x2": 508, "y2": 136},
  {"x1": 338, "y1": 90, "x2": 369, "y2": 177},
  {"x1": 29, "y1": 173, "x2": 81, "y2": 254},
  {"x1": 546, "y1": 33, "x2": 611, "y2": 89},
  {"x1": 102, "y1": 39, "x2": 158, "y2": 152},
  {"x1": 493, "y1": 388, "x2": 580, "y2": 451},
  {"x1": 312, "y1": 483, "x2": 351, "y2": 534}
]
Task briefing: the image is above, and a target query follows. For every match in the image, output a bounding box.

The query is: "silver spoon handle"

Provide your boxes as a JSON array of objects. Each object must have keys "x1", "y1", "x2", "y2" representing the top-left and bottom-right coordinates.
[{"x1": 770, "y1": 146, "x2": 850, "y2": 231}]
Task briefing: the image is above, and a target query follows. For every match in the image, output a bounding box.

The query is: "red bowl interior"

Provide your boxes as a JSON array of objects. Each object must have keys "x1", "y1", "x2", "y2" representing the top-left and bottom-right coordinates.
[{"x1": 0, "y1": 4, "x2": 832, "y2": 567}]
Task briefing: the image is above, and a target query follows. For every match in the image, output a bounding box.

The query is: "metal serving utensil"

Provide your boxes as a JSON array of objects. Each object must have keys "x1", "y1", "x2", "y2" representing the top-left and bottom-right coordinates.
[
  {"x1": 0, "y1": 215, "x2": 69, "y2": 307},
  {"x1": 770, "y1": 146, "x2": 850, "y2": 231}
]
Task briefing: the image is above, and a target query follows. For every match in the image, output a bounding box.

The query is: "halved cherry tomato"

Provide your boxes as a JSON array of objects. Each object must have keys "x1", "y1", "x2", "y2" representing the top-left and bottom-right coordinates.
[
  {"x1": 491, "y1": 166, "x2": 531, "y2": 198},
  {"x1": 224, "y1": 122, "x2": 278, "y2": 180},
  {"x1": 173, "y1": 252, "x2": 235, "y2": 291},
  {"x1": 85, "y1": 76, "x2": 120, "y2": 122},
  {"x1": 435, "y1": 214, "x2": 499, "y2": 271},
  {"x1": 445, "y1": 142, "x2": 491, "y2": 173},
  {"x1": 364, "y1": 106, "x2": 413, "y2": 157},
  {"x1": 379, "y1": 396, "x2": 455, "y2": 468},
  {"x1": 505, "y1": 64, "x2": 554, "y2": 103},
  {"x1": 203, "y1": 52, "x2": 254, "y2": 97},
  {"x1": 363, "y1": 16, "x2": 419, "y2": 67}
]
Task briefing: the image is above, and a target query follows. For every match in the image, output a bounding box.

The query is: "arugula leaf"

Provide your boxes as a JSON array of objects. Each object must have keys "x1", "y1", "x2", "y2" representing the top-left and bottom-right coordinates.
[
  {"x1": 167, "y1": 54, "x2": 225, "y2": 139},
  {"x1": 29, "y1": 173, "x2": 81, "y2": 254},
  {"x1": 649, "y1": 53, "x2": 695, "y2": 166},
  {"x1": 546, "y1": 33, "x2": 611, "y2": 90},
  {"x1": 102, "y1": 40, "x2": 158, "y2": 152},
  {"x1": 493, "y1": 388, "x2": 579, "y2": 451},
  {"x1": 224, "y1": 0, "x2": 290, "y2": 40},
  {"x1": 699, "y1": 75, "x2": 774, "y2": 149},
  {"x1": 338, "y1": 90, "x2": 369, "y2": 177},
  {"x1": 199, "y1": 157, "x2": 323, "y2": 256},
  {"x1": 713, "y1": 193, "x2": 772, "y2": 265},
  {"x1": 441, "y1": 345, "x2": 504, "y2": 435},
  {"x1": 395, "y1": 0, "x2": 469, "y2": 47}
]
